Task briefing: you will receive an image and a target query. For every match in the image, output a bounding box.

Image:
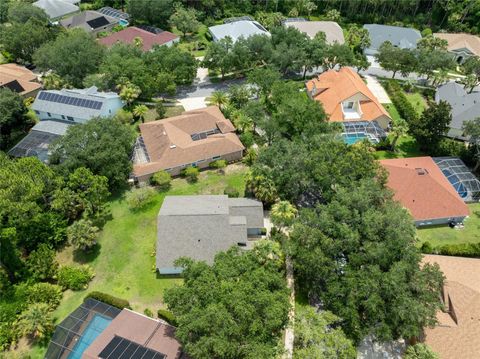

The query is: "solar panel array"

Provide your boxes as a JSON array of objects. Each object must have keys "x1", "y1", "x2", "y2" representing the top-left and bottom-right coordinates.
[
  {"x1": 87, "y1": 16, "x2": 111, "y2": 29},
  {"x1": 38, "y1": 91, "x2": 103, "y2": 110},
  {"x1": 98, "y1": 7, "x2": 130, "y2": 20},
  {"x1": 137, "y1": 24, "x2": 164, "y2": 34},
  {"x1": 99, "y1": 336, "x2": 166, "y2": 359}
]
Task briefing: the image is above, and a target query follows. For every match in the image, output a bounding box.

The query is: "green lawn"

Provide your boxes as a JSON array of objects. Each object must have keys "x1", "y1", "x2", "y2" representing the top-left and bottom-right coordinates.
[
  {"x1": 375, "y1": 134, "x2": 424, "y2": 159},
  {"x1": 144, "y1": 106, "x2": 185, "y2": 123},
  {"x1": 383, "y1": 103, "x2": 401, "y2": 122},
  {"x1": 28, "y1": 166, "x2": 248, "y2": 358},
  {"x1": 405, "y1": 92, "x2": 427, "y2": 116},
  {"x1": 417, "y1": 203, "x2": 480, "y2": 247},
  {"x1": 172, "y1": 24, "x2": 210, "y2": 57}
]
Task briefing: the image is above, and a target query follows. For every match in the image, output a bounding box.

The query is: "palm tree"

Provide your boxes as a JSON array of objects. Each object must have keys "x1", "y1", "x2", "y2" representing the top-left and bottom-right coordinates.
[
  {"x1": 207, "y1": 91, "x2": 229, "y2": 110},
  {"x1": 133, "y1": 36, "x2": 143, "y2": 48},
  {"x1": 389, "y1": 118, "x2": 409, "y2": 152},
  {"x1": 133, "y1": 104, "x2": 149, "y2": 123},
  {"x1": 233, "y1": 113, "x2": 253, "y2": 133},
  {"x1": 16, "y1": 303, "x2": 54, "y2": 340},
  {"x1": 270, "y1": 201, "x2": 298, "y2": 228}
]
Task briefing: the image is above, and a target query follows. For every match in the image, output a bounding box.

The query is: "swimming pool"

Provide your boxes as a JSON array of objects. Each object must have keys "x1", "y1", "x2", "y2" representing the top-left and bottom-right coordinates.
[
  {"x1": 68, "y1": 314, "x2": 112, "y2": 359},
  {"x1": 119, "y1": 19, "x2": 129, "y2": 27},
  {"x1": 441, "y1": 169, "x2": 468, "y2": 198},
  {"x1": 342, "y1": 133, "x2": 370, "y2": 145}
]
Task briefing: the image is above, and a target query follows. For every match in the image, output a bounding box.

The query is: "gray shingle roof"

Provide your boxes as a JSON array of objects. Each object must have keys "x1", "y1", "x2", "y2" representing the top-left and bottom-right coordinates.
[
  {"x1": 32, "y1": 119, "x2": 72, "y2": 136},
  {"x1": 435, "y1": 81, "x2": 480, "y2": 140},
  {"x1": 33, "y1": 0, "x2": 79, "y2": 20},
  {"x1": 156, "y1": 195, "x2": 264, "y2": 272},
  {"x1": 363, "y1": 24, "x2": 421, "y2": 53},
  {"x1": 209, "y1": 20, "x2": 270, "y2": 43}
]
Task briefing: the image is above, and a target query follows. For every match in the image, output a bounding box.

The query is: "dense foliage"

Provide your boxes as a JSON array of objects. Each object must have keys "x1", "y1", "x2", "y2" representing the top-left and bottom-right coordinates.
[{"x1": 0, "y1": 88, "x2": 33, "y2": 150}]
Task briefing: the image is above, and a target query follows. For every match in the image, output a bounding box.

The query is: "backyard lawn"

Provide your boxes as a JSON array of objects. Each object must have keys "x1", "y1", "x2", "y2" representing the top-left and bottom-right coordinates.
[
  {"x1": 29, "y1": 166, "x2": 248, "y2": 358},
  {"x1": 405, "y1": 92, "x2": 428, "y2": 116},
  {"x1": 171, "y1": 24, "x2": 211, "y2": 57},
  {"x1": 417, "y1": 203, "x2": 480, "y2": 247}
]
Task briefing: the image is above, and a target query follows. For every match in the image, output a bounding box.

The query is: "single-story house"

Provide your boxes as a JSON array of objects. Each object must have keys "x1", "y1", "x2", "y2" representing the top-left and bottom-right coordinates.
[
  {"x1": 306, "y1": 67, "x2": 391, "y2": 129},
  {"x1": 379, "y1": 156, "x2": 470, "y2": 227},
  {"x1": 434, "y1": 32, "x2": 480, "y2": 64},
  {"x1": 156, "y1": 195, "x2": 264, "y2": 274},
  {"x1": 422, "y1": 255, "x2": 480, "y2": 359},
  {"x1": 33, "y1": 0, "x2": 79, "y2": 21},
  {"x1": 45, "y1": 298, "x2": 186, "y2": 358},
  {"x1": 209, "y1": 19, "x2": 270, "y2": 43},
  {"x1": 284, "y1": 19, "x2": 344, "y2": 44},
  {"x1": 435, "y1": 81, "x2": 480, "y2": 140},
  {"x1": 99, "y1": 26, "x2": 179, "y2": 51},
  {"x1": 60, "y1": 10, "x2": 119, "y2": 35},
  {"x1": 363, "y1": 24, "x2": 421, "y2": 55},
  {"x1": 31, "y1": 86, "x2": 123, "y2": 124},
  {"x1": 132, "y1": 106, "x2": 245, "y2": 182},
  {"x1": 0, "y1": 63, "x2": 42, "y2": 97}
]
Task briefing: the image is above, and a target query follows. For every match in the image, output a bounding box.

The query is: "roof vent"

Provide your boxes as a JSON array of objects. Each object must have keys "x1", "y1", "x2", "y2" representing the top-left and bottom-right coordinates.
[
  {"x1": 169, "y1": 144, "x2": 176, "y2": 149},
  {"x1": 162, "y1": 131, "x2": 166, "y2": 136},
  {"x1": 415, "y1": 168, "x2": 428, "y2": 175}
]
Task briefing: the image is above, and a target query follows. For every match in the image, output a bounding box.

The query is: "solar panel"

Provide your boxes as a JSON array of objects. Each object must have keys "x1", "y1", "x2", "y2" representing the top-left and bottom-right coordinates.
[
  {"x1": 137, "y1": 24, "x2": 164, "y2": 34},
  {"x1": 37, "y1": 92, "x2": 103, "y2": 110},
  {"x1": 99, "y1": 336, "x2": 166, "y2": 359},
  {"x1": 87, "y1": 16, "x2": 110, "y2": 29}
]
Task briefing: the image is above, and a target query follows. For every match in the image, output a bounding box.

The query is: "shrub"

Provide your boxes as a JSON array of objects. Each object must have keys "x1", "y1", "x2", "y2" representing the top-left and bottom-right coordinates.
[
  {"x1": 157, "y1": 309, "x2": 177, "y2": 326},
  {"x1": 384, "y1": 80, "x2": 418, "y2": 125},
  {"x1": 85, "y1": 291, "x2": 131, "y2": 309},
  {"x1": 224, "y1": 186, "x2": 240, "y2": 198},
  {"x1": 26, "y1": 243, "x2": 59, "y2": 281},
  {"x1": 57, "y1": 265, "x2": 94, "y2": 291},
  {"x1": 17, "y1": 282, "x2": 63, "y2": 309},
  {"x1": 239, "y1": 132, "x2": 254, "y2": 148},
  {"x1": 209, "y1": 159, "x2": 227, "y2": 170},
  {"x1": 421, "y1": 241, "x2": 433, "y2": 254},
  {"x1": 421, "y1": 241, "x2": 480, "y2": 258},
  {"x1": 155, "y1": 102, "x2": 166, "y2": 119},
  {"x1": 67, "y1": 219, "x2": 99, "y2": 251},
  {"x1": 404, "y1": 343, "x2": 438, "y2": 359},
  {"x1": 150, "y1": 171, "x2": 172, "y2": 191},
  {"x1": 16, "y1": 303, "x2": 54, "y2": 340},
  {"x1": 182, "y1": 166, "x2": 199, "y2": 183},
  {"x1": 144, "y1": 308, "x2": 154, "y2": 317},
  {"x1": 242, "y1": 147, "x2": 258, "y2": 166},
  {"x1": 126, "y1": 187, "x2": 156, "y2": 210}
]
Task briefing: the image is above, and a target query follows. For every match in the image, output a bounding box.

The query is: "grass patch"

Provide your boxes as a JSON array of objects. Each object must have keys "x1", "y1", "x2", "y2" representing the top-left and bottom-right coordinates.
[
  {"x1": 417, "y1": 203, "x2": 480, "y2": 247},
  {"x1": 404, "y1": 92, "x2": 427, "y2": 116},
  {"x1": 28, "y1": 166, "x2": 248, "y2": 358},
  {"x1": 144, "y1": 106, "x2": 185, "y2": 123},
  {"x1": 375, "y1": 134, "x2": 424, "y2": 159},
  {"x1": 172, "y1": 24, "x2": 210, "y2": 57},
  {"x1": 383, "y1": 103, "x2": 401, "y2": 122}
]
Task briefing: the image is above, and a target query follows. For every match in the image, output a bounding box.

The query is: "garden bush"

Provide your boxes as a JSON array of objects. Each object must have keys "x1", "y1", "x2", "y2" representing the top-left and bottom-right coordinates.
[
  {"x1": 57, "y1": 265, "x2": 94, "y2": 291},
  {"x1": 224, "y1": 186, "x2": 240, "y2": 198},
  {"x1": 144, "y1": 308, "x2": 154, "y2": 317},
  {"x1": 85, "y1": 291, "x2": 131, "y2": 309},
  {"x1": 384, "y1": 80, "x2": 418, "y2": 125},
  {"x1": 421, "y1": 241, "x2": 480, "y2": 258},
  {"x1": 157, "y1": 309, "x2": 177, "y2": 326},
  {"x1": 150, "y1": 170, "x2": 172, "y2": 191},
  {"x1": 182, "y1": 166, "x2": 199, "y2": 183},
  {"x1": 126, "y1": 187, "x2": 156, "y2": 210},
  {"x1": 239, "y1": 132, "x2": 254, "y2": 148},
  {"x1": 209, "y1": 159, "x2": 227, "y2": 170},
  {"x1": 18, "y1": 282, "x2": 63, "y2": 309}
]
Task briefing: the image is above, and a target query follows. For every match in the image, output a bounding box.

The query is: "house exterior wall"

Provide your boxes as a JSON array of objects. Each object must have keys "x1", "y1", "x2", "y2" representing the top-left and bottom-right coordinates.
[
  {"x1": 449, "y1": 48, "x2": 475, "y2": 64},
  {"x1": 374, "y1": 114, "x2": 391, "y2": 130},
  {"x1": 415, "y1": 216, "x2": 467, "y2": 227}
]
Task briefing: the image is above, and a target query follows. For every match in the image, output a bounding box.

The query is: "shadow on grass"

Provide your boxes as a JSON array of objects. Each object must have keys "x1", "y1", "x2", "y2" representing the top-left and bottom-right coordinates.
[
  {"x1": 397, "y1": 137, "x2": 423, "y2": 157},
  {"x1": 73, "y1": 244, "x2": 101, "y2": 264},
  {"x1": 156, "y1": 272, "x2": 182, "y2": 280}
]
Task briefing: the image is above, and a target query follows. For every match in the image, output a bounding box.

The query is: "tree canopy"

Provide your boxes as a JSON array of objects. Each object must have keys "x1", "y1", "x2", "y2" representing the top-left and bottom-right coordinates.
[{"x1": 0, "y1": 88, "x2": 32, "y2": 150}]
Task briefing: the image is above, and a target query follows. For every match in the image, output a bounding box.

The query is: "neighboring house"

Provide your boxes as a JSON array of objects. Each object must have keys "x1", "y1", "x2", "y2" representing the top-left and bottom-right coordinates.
[
  {"x1": 435, "y1": 81, "x2": 480, "y2": 140},
  {"x1": 33, "y1": 0, "x2": 79, "y2": 21},
  {"x1": 31, "y1": 86, "x2": 123, "y2": 123},
  {"x1": 99, "y1": 26, "x2": 179, "y2": 51},
  {"x1": 434, "y1": 32, "x2": 480, "y2": 64},
  {"x1": 0, "y1": 63, "x2": 42, "y2": 97},
  {"x1": 379, "y1": 156, "x2": 470, "y2": 227},
  {"x1": 422, "y1": 255, "x2": 480, "y2": 359},
  {"x1": 60, "y1": 10, "x2": 119, "y2": 34},
  {"x1": 363, "y1": 24, "x2": 421, "y2": 55},
  {"x1": 284, "y1": 19, "x2": 345, "y2": 44},
  {"x1": 45, "y1": 298, "x2": 186, "y2": 358},
  {"x1": 97, "y1": 6, "x2": 130, "y2": 26},
  {"x1": 132, "y1": 106, "x2": 245, "y2": 182},
  {"x1": 306, "y1": 67, "x2": 391, "y2": 129},
  {"x1": 209, "y1": 19, "x2": 270, "y2": 43},
  {"x1": 156, "y1": 195, "x2": 264, "y2": 274}
]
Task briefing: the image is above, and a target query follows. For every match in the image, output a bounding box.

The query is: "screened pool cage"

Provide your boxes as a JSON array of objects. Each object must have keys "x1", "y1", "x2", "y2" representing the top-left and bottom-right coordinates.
[
  {"x1": 45, "y1": 298, "x2": 121, "y2": 359},
  {"x1": 434, "y1": 157, "x2": 480, "y2": 202},
  {"x1": 341, "y1": 121, "x2": 387, "y2": 145}
]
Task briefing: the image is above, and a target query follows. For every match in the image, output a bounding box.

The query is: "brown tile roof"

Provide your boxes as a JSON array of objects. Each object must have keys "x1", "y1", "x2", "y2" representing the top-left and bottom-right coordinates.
[
  {"x1": 379, "y1": 157, "x2": 469, "y2": 221},
  {"x1": 434, "y1": 33, "x2": 480, "y2": 57},
  {"x1": 133, "y1": 106, "x2": 244, "y2": 177},
  {"x1": 422, "y1": 255, "x2": 480, "y2": 359},
  {"x1": 0, "y1": 64, "x2": 41, "y2": 96},
  {"x1": 99, "y1": 26, "x2": 179, "y2": 51},
  {"x1": 305, "y1": 67, "x2": 390, "y2": 122},
  {"x1": 83, "y1": 309, "x2": 185, "y2": 358}
]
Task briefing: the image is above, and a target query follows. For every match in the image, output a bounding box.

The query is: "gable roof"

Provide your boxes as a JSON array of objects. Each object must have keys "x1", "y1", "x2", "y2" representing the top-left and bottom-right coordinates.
[
  {"x1": 379, "y1": 157, "x2": 469, "y2": 221},
  {"x1": 435, "y1": 81, "x2": 480, "y2": 139},
  {"x1": 133, "y1": 106, "x2": 244, "y2": 177},
  {"x1": 99, "y1": 26, "x2": 178, "y2": 51},
  {"x1": 305, "y1": 67, "x2": 390, "y2": 122},
  {"x1": 0, "y1": 64, "x2": 42, "y2": 96},
  {"x1": 422, "y1": 255, "x2": 480, "y2": 359},
  {"x1": 285, "y1": 21, "x2": 344, "y2": 44},
  {"x1": 209, "y1": 20, "x2": 269, "y2": 42},
  {"x1": 60, "y1": 10, "x2": 118, "y2": 31},
  {"x1": 33, "y1": 0, "x2": 79, "y2": 20},
  {"x1": 363, "y1": 24, "x2": 421, "y2": 51},
  {"x1": 434, "y1": 32, "x2": 480, "y2": 56}
]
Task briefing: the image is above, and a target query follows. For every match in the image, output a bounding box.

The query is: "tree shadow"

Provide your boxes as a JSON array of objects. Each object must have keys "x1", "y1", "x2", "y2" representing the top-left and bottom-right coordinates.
[{"x1": 73, "y1": 244, "x2": 101, "y2": 264}]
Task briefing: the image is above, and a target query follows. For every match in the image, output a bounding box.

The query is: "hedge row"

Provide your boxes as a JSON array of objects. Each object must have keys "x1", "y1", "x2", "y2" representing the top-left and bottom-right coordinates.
[
  {"x1": 85, "y1": 291, "x2": 131, "y2": 309},
  {"x1": 384, "y1": 80, "x2": 418, "y2": 124},
  {"x1": 421, "y1": 241, "x2": 480, "y2": 258},
  {"x1": 157, "y1": 309, "x2": 178, "y2": 326}
]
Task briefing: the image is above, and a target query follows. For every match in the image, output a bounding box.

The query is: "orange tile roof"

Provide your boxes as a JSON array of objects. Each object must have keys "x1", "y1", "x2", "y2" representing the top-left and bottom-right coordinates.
[
  {"x1": 422, "y1": 255, "x2": 480, "y2": 359},
  {"x1": 0, "y1": 63, "x2": 41, "y2": 96},
  {"x1": 379, "y1": 157, "x2": 469, "y2": 221},
  {"x1": 133, "y1": 106, "x2": 244, "y2": 177},
  {"x1": 305, "y1": 67, "x2": 390, "y2": 122}
]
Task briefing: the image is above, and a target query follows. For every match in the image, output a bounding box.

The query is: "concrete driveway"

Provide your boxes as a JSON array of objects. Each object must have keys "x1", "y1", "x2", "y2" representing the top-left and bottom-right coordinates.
[{"x1": 364, "y1": 75, "x2": 391, "y2": 104}]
